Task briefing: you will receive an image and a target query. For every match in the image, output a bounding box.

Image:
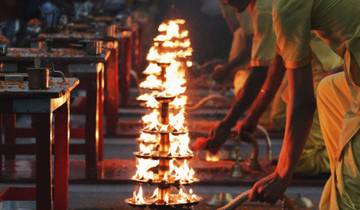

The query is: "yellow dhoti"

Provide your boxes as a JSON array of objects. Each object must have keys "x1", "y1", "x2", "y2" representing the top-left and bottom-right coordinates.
[{"x1": 317, "y1": 72, "x2": 360, "y2": 210}]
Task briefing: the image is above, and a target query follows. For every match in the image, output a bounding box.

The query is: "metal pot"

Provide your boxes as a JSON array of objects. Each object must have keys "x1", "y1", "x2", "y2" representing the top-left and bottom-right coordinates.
[{"x1": 27, "y1": 67, "x2": 50, "y2": 90}]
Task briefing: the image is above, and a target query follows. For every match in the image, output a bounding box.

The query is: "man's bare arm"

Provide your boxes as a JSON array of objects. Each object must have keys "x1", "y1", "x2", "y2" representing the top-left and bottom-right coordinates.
[
  {"x1": 248, "y1": 57, "x2": 316, "y2": 203},
  {"x1": 222, "y1": 66, "x2": 268, "y2": 127},
  {"x1": 204, "y1": 65, "x2": 268, "y2": 152},
  {"x1": 245, "y1": 55, "x2": 315, "y2": 178},
  {"x1": 225, "y1": 54, "x2": 285, "y2": 127},
  {"x1": 276, "y1": 64, "x2": 316, "y2": 179},
  {"x1": 241, "y1": 54, "x2": 286, "y2": 123}
]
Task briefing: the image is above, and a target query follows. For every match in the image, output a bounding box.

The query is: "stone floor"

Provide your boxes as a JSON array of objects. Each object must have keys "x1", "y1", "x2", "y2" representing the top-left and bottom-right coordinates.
[
  {"x1": 0, "y1": 137, "x2": 327, "y2": 185},
  {"x1": 0, "y1": 87, "x2": 328, "y2": 209},
  {"x1": 0, "y1": 135, "x2": 326, "y2": 210},
  {"x1": 0, "y1": 184, "x2": 322, "y2": 210}
]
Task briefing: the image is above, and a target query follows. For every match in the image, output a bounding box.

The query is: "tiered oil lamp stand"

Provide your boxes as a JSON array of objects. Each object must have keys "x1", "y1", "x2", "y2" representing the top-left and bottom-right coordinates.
[
  {"x1": 126, "y1": 19, "x2": 200, "y2": 209},
  {"x1": 126, "y1": 60, "x2": 201, "y2": 209},
  {"x1": 126, "y1": 86, "x2": 201, "y2": 208}
]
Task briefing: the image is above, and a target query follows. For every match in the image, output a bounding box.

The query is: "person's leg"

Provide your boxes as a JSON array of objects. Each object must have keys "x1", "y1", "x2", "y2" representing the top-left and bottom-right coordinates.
[
  {"x1": 316, "y1": 72, "x2": 352, "y2": 168},
  {"x1": 336, "y1": 131, "x2": 360, "y2": 209},
  {"x1": 295, "y1": 110, "x2": 330, "y2": 175},
  {"x1": 316, "y1": 72, "x2": 354, "y2": 210}
]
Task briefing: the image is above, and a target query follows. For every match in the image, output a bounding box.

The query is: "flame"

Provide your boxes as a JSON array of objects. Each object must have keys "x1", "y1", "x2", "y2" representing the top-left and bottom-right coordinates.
[
  {"x1": 188, "y1": 188, "x2": 198, "y2": 200},
  {"x1": 175, "y1": 160, "x2": 196, "y2": 182},
  {"x1": 142, "y1": 110, "x2": 161, "y2": 130},
  {"x1": 169, "y1": 109, "x2": 187, "y2": 132},
  {"x1": 158, "y1": 23, "x2": 168, "y2": 32},
  {"x1": 169, "y1": 133, "x2": 193, "y2": 156},
  {"x1": 155, "y1": 62, "x2": 187, "y2": 97},
  {"x1": 139, "y1": 143, "x2": 155, "y2": 155},
  {"x1": 133, "y1": 186, "x2": 198, "y2": 205},
  {"x1": 178, "y1": 187, "x2": 198, "y2": 203},
  {"x1": 133, "y1": 158, "x2": 159, "y2": 181},
  {"x1": 163, "y1": 191, "x2": 170, "y2": 204},
  {"x1": 146, "y1": 46, "x2": 175, "y2": 64},
  {"x1": 168, "y1": 160, "x2": 196, "y2": 183},
  {"x1": 137, "y1": 93, "x2": 159, "y2": 109},
  {"x1": 144, "y1": 63, "x2": 162, "y2": 75},
  {"x1": 138, "y1": 132, "x2": 158, "y2": 144},
  {"x1": 166, "y1": 21, "x2": 180, "y2": 38},
  {"x1": 205, "y1": 151, "x2": 220, "y2": 162},
  {"x1": 171, "y1": 95, "x2": 187, "y2": 109},
  {"x1": 178, "y1": 188, "x2": 188, "y2": 203},
  {"x1": 139, "y1": 75, "x2": 162, "y2": 90},
  {"x1": 186, "y1": 61, "x2": 193, "y2": 67},
  {"x1": 146, "y1": 46, "x2": 160, "y2": 61},
  {"x1": 151, "y1": 188, "x2": 159, "y2": 199},
  {"x1": 133, "y1": 186, "x2": 146, "y2": 204}
]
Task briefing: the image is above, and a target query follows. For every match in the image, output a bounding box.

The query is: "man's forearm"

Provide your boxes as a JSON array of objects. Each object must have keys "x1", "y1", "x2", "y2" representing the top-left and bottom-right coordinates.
[
  {"x1": 276, "y1": 65, "x2": 316, "y2": 178},
  {"x1": 245, "y1": 54, "x2": 286, "y2": 122},
  {"x1": 223, "y1": 66, "x2": 268, "y2": 127}
]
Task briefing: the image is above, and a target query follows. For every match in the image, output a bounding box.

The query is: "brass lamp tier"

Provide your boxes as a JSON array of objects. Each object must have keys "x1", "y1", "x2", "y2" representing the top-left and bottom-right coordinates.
[
  {"x1": 148, "y1": 60, "x2": 171, "y2": 69},
  {"x1": 153, "y1": 45, "x2": 190, "y2": 54},
  {"x1": 154, "y1": 35, "x2": 189, "y2": 43},
  {"x1": 138, "y1": 86, "x2": 162, "y2": 92},
  {"x1": 142, "y1": 127, "x2": 187, "y2": 136},
  {"x1": 133, "y1": 152, "x2": 193, "y2": 160},
  {"x1": 130, "y1": 177, "x2": 199, "y2": 186},
  {"x1": 125, "y1": 196, "x2": 201, "y2": 208}
]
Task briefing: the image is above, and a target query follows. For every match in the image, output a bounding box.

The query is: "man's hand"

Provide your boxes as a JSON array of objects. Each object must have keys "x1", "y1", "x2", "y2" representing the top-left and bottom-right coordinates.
[
  {"x1": 212, "y1": 64, "x2": 231, "y2": 83},
  {"x1": 191, "y1": 121, "x2": 232, "y2": 153},
  {"x1": 206, "y1": 121, "x2": 232, "y2": 153},
  {"x1": 249, "y1": 171, "x2": 291, "y2": 204}
]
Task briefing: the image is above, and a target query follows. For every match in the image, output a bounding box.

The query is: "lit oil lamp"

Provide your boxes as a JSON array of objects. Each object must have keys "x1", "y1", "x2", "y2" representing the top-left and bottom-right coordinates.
[{"x1": 126, "y1": 19, "x2": 200, "y2": 208}]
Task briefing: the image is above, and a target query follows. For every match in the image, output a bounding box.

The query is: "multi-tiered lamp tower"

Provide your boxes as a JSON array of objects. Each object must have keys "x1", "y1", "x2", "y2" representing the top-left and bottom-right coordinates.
[{"x1": 126, "y1": 19, "x2": 201, "y2": 208}]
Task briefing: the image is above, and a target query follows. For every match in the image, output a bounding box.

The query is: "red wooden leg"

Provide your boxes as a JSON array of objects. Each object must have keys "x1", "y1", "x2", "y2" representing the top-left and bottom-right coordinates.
[
  {"x1": 136, "y1": 27, "x2": 143, "y2": 73},
  {"x1": 133, "y1": 28, "x2": 141, "y2": 74},
  {"x1": 54, "y1": 100, "x2": 70, "y2": 210},
  {"x1": 120, "y1": 34, "x2": 132, "y2": 106},
  {"x1": 98, "y1": 68, "x2": 105, "y2": 161},
  {"x1": 3, "y1": 114, "x2": 16, "y2": 161},
  {"x1": 85, "y1": 73, "x2": 100, "y2": 180},
  {"x1": 0, "y1": 114, "x2": 3, "y2": 177},
  {"x1": 34, "y1": 113, "x2": 53, "y2": 210},
  {"x1": 105, "y1": 47, "x2": 119, "y2": 136}
]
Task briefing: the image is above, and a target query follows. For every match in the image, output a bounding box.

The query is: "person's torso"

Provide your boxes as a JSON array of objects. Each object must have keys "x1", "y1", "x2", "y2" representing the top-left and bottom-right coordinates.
[
  {"x1": 311, "y1": 0, "x2": 360, "y2": 51},
  {"x1": 248, "y1": 0, "x2": 273, "y2": 37},
  {"x1": 247, "y1": 0, "x2": 276, "y2": 67}
]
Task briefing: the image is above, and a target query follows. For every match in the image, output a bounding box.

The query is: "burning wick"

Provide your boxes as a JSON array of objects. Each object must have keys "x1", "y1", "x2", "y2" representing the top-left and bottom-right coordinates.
[{"x1": 205, "y1": 151, "x2": 220, "y2": 162}]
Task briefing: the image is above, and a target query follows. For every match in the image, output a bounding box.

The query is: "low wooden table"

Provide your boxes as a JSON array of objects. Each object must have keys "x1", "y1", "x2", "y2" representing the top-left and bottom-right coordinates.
[
  {"x1": 0, "y1": 48, "x2": 107, "y2": 180},
  {"x1": 37, "y1": 32, "x2": 120, "y2": 134},
  {"x1": 0, "y1": 78, "x2": 79, "y2": 210}
]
